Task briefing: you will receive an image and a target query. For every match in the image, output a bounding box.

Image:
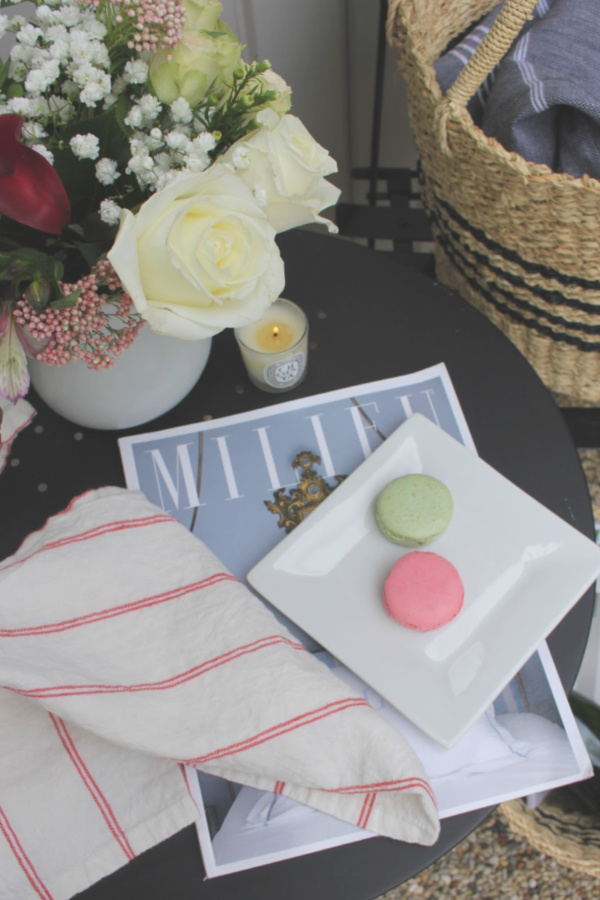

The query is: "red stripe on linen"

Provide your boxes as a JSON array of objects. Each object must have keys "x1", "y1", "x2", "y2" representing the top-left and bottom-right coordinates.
[
  {"x1": 328, "y1": 777, "x2": 436, "y2": 807},
  {"x1": 0, "y1": 514, "x2": 174, "y2": 577},
  {"x1": 0, "y1": 802, "x2": 54, "y2": 900},
  {"x1": 274, "y1": 781, "x2": 285, "y2": 794},
  {"x1": 357, "y1": 792, "x2": 376, "y2": 829},
  {"x1": 9, "y1": 634, "x2": 306, "y2": 699},
  {"x1": 0, "y1": 488, "x2": 138, "y2": 560},
  {"x1": 0, "y1": 572, "x2": 237, "y2": 638},
  {"x1": 186, "y1": 697, "x2": 370, "y2": 764},
  {"x1": 49, "y1": 715, "x2": 135, "y2": 860}
]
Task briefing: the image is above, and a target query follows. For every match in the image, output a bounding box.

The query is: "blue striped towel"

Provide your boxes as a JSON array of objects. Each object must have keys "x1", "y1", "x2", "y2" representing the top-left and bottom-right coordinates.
[{"x1": 435, "y1": 0, "x2": 600, "y2": 181}]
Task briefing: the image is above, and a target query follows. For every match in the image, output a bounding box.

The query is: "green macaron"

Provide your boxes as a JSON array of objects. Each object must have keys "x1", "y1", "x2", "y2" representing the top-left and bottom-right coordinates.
[{"x1": 375, "y1": 474, "x2": 453, "y2": 546}]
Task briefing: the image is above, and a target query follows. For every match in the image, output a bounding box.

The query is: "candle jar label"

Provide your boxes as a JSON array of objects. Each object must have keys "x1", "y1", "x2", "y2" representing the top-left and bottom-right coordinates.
[{"x1": 264, "y1": 353, "x2": 306, "y2": 389}]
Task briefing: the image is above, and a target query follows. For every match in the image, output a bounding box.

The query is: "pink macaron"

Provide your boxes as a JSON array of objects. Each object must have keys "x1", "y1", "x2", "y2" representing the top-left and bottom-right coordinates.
[{"x1": 383, "y1": 550, "x2": 464, "y2": 632}]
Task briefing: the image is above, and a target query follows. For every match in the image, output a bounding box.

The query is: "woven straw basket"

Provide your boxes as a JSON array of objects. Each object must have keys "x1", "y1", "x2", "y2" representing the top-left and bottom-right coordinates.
[
  {"x1": 386, "y1": 0, "x2": 600, "y2": 404},
  {"x1": 501, "y1": 792, "x2": 600, "y2": 877}
]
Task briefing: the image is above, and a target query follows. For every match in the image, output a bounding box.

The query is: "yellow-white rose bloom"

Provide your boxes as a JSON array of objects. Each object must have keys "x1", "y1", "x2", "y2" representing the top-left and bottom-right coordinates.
[
  {"x1": 107, "y1": 166, "x2": 285, "y2": 340},
  {"x1": 222, "y1": 110, "x2": 341, "y2": 233}
]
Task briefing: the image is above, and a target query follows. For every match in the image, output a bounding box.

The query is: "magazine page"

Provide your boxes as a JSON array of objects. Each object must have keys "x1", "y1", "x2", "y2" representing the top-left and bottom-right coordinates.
[{"x1": 184, "y1": 641, "x2": 590, "y2": 878}]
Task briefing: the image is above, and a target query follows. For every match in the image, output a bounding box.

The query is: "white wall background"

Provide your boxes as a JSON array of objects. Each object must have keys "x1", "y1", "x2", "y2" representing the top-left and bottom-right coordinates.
[{"x1": 221, "y1": 0, "x2": 417, "y2": 202}]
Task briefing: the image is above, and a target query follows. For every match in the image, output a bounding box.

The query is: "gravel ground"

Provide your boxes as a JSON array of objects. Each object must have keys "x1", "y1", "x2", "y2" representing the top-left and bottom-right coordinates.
[
  {"x1": 377, "y1": 807, "x2": 599, "y2": 899},
  {"x1": 377, "y1": 449, "x2": 600, "y2": 900}
]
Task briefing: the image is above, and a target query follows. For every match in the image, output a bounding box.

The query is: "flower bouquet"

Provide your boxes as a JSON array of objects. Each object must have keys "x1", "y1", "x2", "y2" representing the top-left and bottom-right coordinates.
[{"x1": 0, "y1": 0, "x2": 340, "y2": 405}]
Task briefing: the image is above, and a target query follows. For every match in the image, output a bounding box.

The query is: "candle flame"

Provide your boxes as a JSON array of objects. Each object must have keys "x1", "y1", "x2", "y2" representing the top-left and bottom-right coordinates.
[{"x1": 272, "y1": 326, "x2": 280, "y2": 338}]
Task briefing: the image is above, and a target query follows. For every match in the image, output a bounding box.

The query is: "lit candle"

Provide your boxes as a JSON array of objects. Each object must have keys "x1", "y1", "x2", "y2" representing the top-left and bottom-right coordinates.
[
  {"x1": 254, "y1": 322, "x2": 295, "y2": 352},
  {"x1": 234, "y1": 298, "x2": 309, "y2": 393}
]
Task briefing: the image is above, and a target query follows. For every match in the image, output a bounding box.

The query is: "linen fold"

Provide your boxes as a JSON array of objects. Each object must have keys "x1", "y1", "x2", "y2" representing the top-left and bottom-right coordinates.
[{"x1": 0, "y1": 486, "x2": 439, "y2": 900}]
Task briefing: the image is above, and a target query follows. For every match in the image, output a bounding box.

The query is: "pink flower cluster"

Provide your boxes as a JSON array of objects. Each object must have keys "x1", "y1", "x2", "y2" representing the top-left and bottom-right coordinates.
[
  {"x1": 14, "y1": 259, "x2": 143, "y2": 370},
  {"x1": 82, "y1": 0, "x2": 186, "y2": 54}
]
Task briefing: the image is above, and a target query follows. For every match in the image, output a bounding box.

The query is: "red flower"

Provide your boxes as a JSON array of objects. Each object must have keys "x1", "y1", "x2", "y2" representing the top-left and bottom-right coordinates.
[{"x1": 0, "y1": 114, "x2": 70, "y2": 234}]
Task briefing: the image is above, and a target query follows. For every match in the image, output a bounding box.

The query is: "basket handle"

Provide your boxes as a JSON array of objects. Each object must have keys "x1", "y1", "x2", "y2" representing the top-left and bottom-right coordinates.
[{"x1": 437, "y1": 0, "x2": 539, "y2": 152}]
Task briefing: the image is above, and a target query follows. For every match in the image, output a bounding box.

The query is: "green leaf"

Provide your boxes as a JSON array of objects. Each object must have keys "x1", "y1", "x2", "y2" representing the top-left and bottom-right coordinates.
[
  {"x1": 0, "y1": 58, "x2": 10, "y2": 92},
  {"x1": 50, "y1": 288, "x2": 81, "y2": 310},
  {"x1": 6, "y1": 83, "x2": 24, "y2": 99}
]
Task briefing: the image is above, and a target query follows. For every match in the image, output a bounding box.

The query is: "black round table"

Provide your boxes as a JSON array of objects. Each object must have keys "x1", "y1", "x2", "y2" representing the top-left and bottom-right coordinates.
[{"x1": 0, "y1": 229, "x2": 594, "y2": 900}]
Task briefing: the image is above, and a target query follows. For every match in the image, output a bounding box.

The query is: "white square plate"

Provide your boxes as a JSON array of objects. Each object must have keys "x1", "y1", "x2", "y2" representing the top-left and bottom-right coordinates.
[{"x1": 248, "y1": 414, "x2": 600, "y2": 747}]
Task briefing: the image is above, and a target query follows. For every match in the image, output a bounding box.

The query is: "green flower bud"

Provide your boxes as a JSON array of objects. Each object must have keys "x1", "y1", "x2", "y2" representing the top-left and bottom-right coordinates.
[
  {"x1": 24, "y1": 278, "x2": 52, "y2": 309},
  {"x1": 149, "y1": 20, "x2": 244, "y2": 107}
]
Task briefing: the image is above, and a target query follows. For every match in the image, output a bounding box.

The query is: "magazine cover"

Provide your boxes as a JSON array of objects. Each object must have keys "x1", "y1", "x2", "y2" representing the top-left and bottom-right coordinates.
[{"x1": 119, "y1": 364, "x2": 475, "y2": 584}]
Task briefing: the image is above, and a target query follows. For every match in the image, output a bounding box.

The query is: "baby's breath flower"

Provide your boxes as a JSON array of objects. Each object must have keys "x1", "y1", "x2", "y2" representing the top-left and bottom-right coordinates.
[
  {"x1": 99, "y1": 199, "x2": 122, "y2": 226},
  {"x1": 124, "y1": 105, "x2": 143, "y2": 128},
  {"x1": 185, "y1": 154, "x2": 210, "y2": 173},
  {"x1": 230, "y1": 146, "x2": 251, "y2": 169},
  {"x1": 69, "y1": 132, "x2": 100, "y2": 159},
  {"x1": 84, "y1": 18, "x2": 107, "y2": 41},
  {"x1": 170, "y1": 97, "x2": 192, "y2": 124},
  {"x1": 154, "y1": 168, "x2": 181, "y2": 191},
  {"x1": 25, "y1": 59, "x2": 60, "y2": 94},
  {"x1": 95, "y1": 158, "x2": 119, "y2": 185},
  {"x1": 6, "y1": 96, "x2": 32, "y2": 115},
  {"x1": 127, "y1": 148, "x2": 154, "y2": 176},
  {"x1": 29, "y1": 96, "x2": 51, "y2": 118},
  {"x1": 139, "y1": 94, "x2": 162, "y2": 121},
  {"x1": 153, "y1": 152, "x2": 172, "y2": 173},
  {"x1": 71, "y1": 62, "x2": 102, "y2": 88},
  {"x1": 80, "y1": 72, "x2": 111, "y2": 107},
  {"x1": 45, "y1": 24, "x2": 68, "y2": 40},
  {"x1": 36, "y1": 5, "x2": 57, "y2": 24},
  {"x1": 124, "y1": 59, "x2": 148, "y2": 84},
  {"x1": 47, "y1": 95, "x2": 72, "y2": 121},
  {"x1": 16, "y1": 23, "x2": 42, "y2": 47},
  {"x1": 192, "y1": 132, "x2": 218, "y2": 153},
  {"x1": 60, "y1": 4, "x2": 82, "y2": 28},
  {"x1": 49, "y1": 37, "x2": 70, "y2": 60},
  {"x1": 165, "y1": 130, "x2": 190, "y2": 152},
  {"x1": 20, "y1": 121, "x2": 48, "y2": 141},
  {"x1": 31, "y1": 143, "x2": 54, "y2": 164},
  {"x1": 9, "y1": 58, "x2": 30, "y2": 83},
  {"x1": 252, "y1": 184, "x2": 268, "y2": 207}
]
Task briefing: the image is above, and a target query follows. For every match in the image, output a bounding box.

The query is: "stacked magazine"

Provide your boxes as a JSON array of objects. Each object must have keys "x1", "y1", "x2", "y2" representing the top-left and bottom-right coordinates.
[{"x1": 119, "y1": 363, "x2": 592, "y2": 877}]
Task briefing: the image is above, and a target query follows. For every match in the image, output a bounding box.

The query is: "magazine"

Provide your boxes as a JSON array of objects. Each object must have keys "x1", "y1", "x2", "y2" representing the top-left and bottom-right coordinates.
[{"x1": 119, "y1": 363, "x2": 592, "y2": 877}]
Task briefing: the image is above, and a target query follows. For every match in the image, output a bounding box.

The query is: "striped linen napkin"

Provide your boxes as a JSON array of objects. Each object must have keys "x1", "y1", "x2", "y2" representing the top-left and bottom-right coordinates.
[{"x1": 0, "y1": 486, "x2": 439, "y2": 900}]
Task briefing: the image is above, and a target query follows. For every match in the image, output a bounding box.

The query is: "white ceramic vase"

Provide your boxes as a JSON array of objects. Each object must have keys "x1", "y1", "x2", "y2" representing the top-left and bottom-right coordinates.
[{"x1": 28, "y1": 324, "x2": 212, "y2": 430}]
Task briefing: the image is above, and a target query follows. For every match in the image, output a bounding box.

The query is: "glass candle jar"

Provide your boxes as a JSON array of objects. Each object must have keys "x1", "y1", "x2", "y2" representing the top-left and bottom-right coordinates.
[{"x1": 234, "y1": 298, "x2": 309, "y2": 393}]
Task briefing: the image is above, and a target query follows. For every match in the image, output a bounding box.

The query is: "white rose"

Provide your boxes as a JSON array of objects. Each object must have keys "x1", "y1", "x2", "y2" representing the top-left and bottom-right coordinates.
[
  {"x1": 107, "y1": 165, "x2": 285, "y2": 340},
  {"x1": 222, "y1": 110, "x2": 341, "y2": 233}
]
